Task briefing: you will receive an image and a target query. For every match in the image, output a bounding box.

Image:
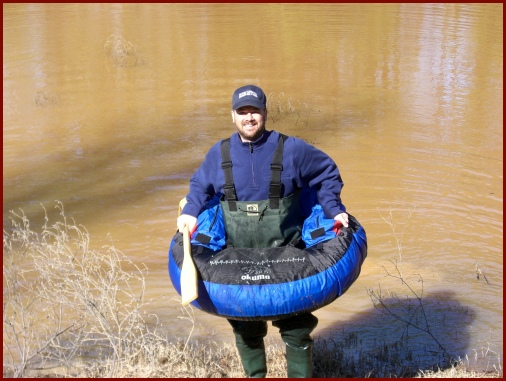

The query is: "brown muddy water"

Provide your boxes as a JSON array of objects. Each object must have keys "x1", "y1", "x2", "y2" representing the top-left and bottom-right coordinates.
[{"x1": 3, "y1": 3, "x2": 503, "y2": 373}]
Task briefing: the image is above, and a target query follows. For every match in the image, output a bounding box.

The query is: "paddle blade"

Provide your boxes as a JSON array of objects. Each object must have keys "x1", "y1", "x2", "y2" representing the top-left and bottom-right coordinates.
[{"x1": 181, "y1": 225, "x2": 198, "y2": 305}]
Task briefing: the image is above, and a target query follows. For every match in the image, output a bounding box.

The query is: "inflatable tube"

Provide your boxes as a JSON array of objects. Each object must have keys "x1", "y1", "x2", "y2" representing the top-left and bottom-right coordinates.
[{"x1": 168, "y1": 214, "x2": 367, "y2": 321}]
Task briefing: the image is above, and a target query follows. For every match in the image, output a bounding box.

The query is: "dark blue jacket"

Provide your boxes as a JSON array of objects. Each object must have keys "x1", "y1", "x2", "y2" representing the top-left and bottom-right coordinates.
[{"x1": 182, "y1": 130, "x2": 346, "y2": 219}]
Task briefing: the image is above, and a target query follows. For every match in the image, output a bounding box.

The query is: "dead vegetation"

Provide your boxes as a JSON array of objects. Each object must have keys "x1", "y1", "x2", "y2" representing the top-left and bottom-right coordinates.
[{"x1": 3, "y1": 202, "x2": 502, "y2": 378}]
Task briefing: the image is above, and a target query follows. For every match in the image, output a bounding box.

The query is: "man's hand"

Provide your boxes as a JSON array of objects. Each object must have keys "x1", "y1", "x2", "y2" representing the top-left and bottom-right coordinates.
[
  {"x1": 177, "y1": 214, "x2": 197, "y2": 233},
  {"x1": 334, "y1": 212, "x2": 349, "y2": 228}
]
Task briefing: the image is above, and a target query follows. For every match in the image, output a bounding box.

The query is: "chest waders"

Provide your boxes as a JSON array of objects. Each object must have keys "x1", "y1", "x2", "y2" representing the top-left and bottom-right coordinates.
[{"x1": 220, "y1": 134, "x2": 304, "y2": 248}]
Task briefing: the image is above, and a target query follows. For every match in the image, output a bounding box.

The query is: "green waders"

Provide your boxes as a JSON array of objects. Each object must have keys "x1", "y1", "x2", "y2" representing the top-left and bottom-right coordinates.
[
  {"x1": 228, "y1": 313, "x2": 318, "y2": 378},
  {"x1": 228, "y1": 320, "x2": 268, "y2": 378},
  {"x1": 220, "y1": 190, "x2": 303, "y2": 248},
  {"x1": 272, "y1": 313, "x2": 318, "y2": 378},
  {"x1": 221, "y1": 135, "x2": 317, "y2": 377}
]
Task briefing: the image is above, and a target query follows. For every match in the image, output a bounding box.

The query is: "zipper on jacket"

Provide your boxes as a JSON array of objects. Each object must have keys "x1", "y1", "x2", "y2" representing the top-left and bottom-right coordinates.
[{"x1": 249, "y1": 142, "x2": 256, "y2": 188}]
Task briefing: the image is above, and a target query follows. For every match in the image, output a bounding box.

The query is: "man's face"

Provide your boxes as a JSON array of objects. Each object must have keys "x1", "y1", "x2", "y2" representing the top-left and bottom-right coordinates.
[{"x1": 232, "y1": 106, "x2": 267, "y2": 142}]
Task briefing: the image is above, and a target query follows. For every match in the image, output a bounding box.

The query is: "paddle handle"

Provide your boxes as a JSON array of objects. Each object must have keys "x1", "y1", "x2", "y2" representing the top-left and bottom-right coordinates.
[{"x1": 181, "y1": 224, "x2": 198, "y2": 305}]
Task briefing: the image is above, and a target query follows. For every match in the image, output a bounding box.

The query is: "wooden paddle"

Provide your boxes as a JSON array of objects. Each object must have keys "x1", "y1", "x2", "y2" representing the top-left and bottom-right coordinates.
[{"x1": 179, "y1": 201, "x2": 198, "y2": 306}]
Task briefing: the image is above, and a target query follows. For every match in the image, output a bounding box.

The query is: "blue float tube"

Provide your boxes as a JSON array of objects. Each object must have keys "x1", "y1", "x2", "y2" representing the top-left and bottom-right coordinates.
[{"x1": 168, "y1": 214, "x2": 367, "y2": 321}]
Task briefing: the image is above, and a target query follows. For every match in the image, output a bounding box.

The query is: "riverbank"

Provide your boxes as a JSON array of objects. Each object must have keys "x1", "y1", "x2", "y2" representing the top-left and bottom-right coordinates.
[
  {"x1": 3, "y1": 204, "x2": 502, "y2": 378},
  {"x1": 10, "y1": 337, "x2": 503, "y2": 378}
]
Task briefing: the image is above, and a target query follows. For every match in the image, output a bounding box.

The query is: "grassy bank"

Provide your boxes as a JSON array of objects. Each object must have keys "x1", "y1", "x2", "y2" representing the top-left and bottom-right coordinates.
[
  {"x1": 11, "y1": 338, "x2": 503, "y2": 378},
  {"x1": 3, "y1": 203, "x2": 502, "y2": 378}
]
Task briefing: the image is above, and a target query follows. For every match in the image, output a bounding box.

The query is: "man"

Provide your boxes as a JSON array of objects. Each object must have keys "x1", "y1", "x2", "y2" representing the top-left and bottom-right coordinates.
[{"x1": 177, "y1": 84, "x2": 348, "y2": 377}]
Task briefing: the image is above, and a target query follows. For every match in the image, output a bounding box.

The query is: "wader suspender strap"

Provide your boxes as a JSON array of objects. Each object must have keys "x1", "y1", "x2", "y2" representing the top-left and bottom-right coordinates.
[
  {"x1": 220, "y1": 134, "x2": 288, "y2": 211},
  {"x1": 220, "y1": 139, "x2": 237, "y2": 211},
  {"x1": 269, "y1": 134, "x2": 288, "y2": 209}
]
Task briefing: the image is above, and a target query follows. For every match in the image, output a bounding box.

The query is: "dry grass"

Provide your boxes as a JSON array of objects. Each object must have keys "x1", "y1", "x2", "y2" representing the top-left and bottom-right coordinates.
[
  {"x1": 3, "y1": 202, "x2": 503, "y2": 378},
  {"x1": 14, "y1": 337, "x2": 502, "y2": 379},
  {"x1": 266, "y1": 92, "x2": 317, "y2": 128}
]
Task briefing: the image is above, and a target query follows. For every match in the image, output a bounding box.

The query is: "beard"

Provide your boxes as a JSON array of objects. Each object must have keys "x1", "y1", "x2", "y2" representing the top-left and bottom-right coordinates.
[{"x1": 237, "y1": 122, "x2": 265, "y2": 142}]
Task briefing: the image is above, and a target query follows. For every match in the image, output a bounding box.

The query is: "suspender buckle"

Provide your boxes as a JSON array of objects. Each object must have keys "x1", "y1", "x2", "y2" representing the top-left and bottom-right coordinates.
[
  {"x1": 269, "y1": 182, "x2": 282, "y2": 198},
  {"x1": 223, "y1": 184, "x2": 237, "y2": 199}
]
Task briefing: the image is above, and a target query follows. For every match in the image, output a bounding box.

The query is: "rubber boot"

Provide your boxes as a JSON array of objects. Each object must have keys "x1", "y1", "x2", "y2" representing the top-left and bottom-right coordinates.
[
  {"x1": 285, "y1": 342, "x2": 313, "y2": 378},
  {"x1": 235, "y1": 339, "x2": 267, "y2": 378},
  {"x1": 229, "y1": 320, "x2": 268, "y2": 378},
  {"x1": 272, "y1": 313, "x2": 318, "y2": 378}
]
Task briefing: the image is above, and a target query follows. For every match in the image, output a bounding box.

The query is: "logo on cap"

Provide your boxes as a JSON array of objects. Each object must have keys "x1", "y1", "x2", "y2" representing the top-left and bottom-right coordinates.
[{"x1": 239, "y1": 90, "x2": 258, "y2": 99}]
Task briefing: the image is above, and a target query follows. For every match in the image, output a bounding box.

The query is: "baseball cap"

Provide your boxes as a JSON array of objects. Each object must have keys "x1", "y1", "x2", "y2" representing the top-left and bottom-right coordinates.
[{"x1": 232, "y1": 85, "x2": 267, "y2": 110}]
